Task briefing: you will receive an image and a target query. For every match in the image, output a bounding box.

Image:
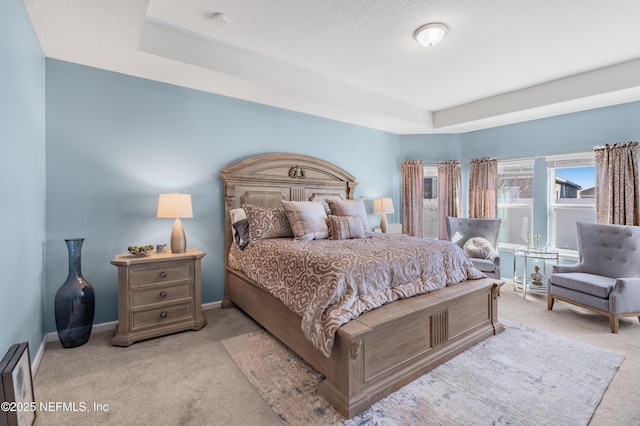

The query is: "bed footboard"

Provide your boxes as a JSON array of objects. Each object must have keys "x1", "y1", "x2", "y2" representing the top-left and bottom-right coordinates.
[
  {"x1": 319, "y1": 277, "x2": 503, "y2": 417},
  {"x1": 224, "y1": 268, "x2": 503, "y2": 418}
]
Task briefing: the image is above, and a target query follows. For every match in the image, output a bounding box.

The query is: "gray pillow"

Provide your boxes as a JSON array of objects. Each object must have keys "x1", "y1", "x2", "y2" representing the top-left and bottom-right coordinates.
[
  {"x1": 232, "y1": 218, "x2": 250, "y2": 249},
  {"x1": 243, "y1": 204, "x2": 294, "y2": 241},
  {"x1": 328, "y1": 215, "x2": 365, "y2": 240},
  {"x1": 229, "y1": 208, "x2": 247, "y2": 248},
  {"x1": 326, "y1": 198, "x2": 369, "y2": 234}
]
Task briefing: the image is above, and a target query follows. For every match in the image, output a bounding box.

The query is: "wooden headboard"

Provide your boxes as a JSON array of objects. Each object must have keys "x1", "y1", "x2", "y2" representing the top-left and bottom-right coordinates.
[{"x1": 219, "y1": 152, "x2": 358, "y2": 263}]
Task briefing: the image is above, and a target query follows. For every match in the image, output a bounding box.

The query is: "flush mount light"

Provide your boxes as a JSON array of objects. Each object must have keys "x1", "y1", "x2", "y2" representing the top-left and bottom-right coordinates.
[
  {"x1": 414, "y1": 23, "x2": 448, "y2": 47},
  {"x1": 211, "y1": 12, "x2": 229, "y2": 25}
]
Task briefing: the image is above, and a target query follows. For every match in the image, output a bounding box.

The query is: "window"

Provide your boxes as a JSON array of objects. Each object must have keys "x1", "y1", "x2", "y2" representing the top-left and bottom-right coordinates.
[
  {"x1": 423, "y1": 176, "x2": 437, "y2": 199},
  {"x1": 547, "y1": 153, "x2": 596, "y2": 251},
  {"x1": 497, "y1": 159, "x2": 534, "y2": 247},
  {"x1": 423, "y1": 165, "x2": 439, "y2": 238}
]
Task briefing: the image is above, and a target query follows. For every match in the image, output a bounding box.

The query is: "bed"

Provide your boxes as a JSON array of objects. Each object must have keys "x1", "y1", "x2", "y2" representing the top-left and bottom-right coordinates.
[{"x1": 220, "y1": 152, "x2": 504, "y2": 418}]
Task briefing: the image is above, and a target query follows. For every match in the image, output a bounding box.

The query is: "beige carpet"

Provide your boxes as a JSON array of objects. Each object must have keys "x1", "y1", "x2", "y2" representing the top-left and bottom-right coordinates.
[
  {"x1": 31, "y1": 284, "x2": 640, "y2": 425},
  {"x1": 222, "y1": 319, "x2": 623, "y2": 425}
]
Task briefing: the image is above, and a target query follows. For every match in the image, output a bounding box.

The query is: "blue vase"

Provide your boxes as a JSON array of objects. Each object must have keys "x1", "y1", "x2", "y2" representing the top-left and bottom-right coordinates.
[{"x1": 54, "y1": 238, "x2": 95, "y2": 348}]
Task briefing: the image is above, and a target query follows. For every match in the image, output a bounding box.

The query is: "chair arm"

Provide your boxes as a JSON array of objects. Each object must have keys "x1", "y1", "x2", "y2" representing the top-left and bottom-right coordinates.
[
  {"x1": 552, "y1": 263, "x2": 583, "y2": 274},
  {"x1": 488, "y1": 251, "x2": 500, "y2": 267},
  {"x1": 610, "y1": 277, "x2": 640, "y2": 313}
]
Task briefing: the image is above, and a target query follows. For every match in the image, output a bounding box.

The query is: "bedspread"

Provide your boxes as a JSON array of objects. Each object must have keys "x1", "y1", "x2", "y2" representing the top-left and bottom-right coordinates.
[{"x1": 228, "y1": 234, "x2": 485, "y2": 357}]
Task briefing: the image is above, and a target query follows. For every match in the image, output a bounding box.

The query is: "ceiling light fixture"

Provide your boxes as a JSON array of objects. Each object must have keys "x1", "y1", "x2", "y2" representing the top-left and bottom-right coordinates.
[
  {"x1": 414, "y1": 23, "x2": 448, "y2": 47},
  {"x1": 211, "y1": 12, "x2": 229, "y2": 25}
]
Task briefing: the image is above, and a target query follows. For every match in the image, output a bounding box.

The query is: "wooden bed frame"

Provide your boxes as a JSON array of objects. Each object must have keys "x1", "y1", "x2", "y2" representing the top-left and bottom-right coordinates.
[{"x1": 220, "y1": 152, "x2": 504, "y2": 418}]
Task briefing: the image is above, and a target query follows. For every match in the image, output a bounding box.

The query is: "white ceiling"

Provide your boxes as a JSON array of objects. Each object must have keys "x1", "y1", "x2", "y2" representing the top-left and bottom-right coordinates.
[{"x1": 23, "y1": 0, "x2": 640, "y2": 134}]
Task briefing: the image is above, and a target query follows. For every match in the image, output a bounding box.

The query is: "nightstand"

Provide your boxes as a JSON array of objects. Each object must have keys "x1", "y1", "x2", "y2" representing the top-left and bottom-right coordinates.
[
  {"x1": 387, "y1": 223, "x2": 403, "y2": 234},
  {"x1": 111, "y1": 249, "x2": 207, "y2": 346}
]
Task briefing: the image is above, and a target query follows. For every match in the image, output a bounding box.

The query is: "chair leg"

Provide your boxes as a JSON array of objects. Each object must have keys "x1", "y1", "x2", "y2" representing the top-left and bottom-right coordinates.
[
  {"x1": 547, "y1": 293, "x2": 554, "y2": 310},
  {"x1": 610, "y1": 315, "x2": 619, "y2": 333}
]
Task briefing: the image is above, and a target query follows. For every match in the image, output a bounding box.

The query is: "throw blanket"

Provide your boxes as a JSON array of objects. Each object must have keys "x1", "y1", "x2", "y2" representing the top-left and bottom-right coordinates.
[{"x1": 229, "y1": 234, "x2": 484, "y2": 357}]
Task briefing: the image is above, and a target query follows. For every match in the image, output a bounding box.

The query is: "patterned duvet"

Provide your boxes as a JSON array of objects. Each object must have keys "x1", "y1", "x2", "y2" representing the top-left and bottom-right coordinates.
[{"x1": 228, "y1": 233, "x2": 485, "y2": 357}]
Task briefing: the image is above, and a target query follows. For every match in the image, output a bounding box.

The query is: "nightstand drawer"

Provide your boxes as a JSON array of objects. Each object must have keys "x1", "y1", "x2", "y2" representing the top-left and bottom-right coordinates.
[
  {"x1": 111, "y1": 250, "x2": 206, "y2": 346},
  {"x1": 130, "y1": 263, "x2": 192, "y2": 286},
  {"x1": 131, "y1": 302, "x2": 193, "y2": 331},
  {"x1": 132, "y1": 283, "x2": 192, "y2": 307}
]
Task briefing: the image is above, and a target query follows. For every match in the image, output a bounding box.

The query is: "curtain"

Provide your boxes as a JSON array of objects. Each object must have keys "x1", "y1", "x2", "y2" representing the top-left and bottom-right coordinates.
[
  {"x1": 468, "y1": 157, "x2": 498, "y2": 218},
  {"x1": 437, "y1": 160, "x2": 461, "y2": 239},
  {"x1": 402, "y1": 160, "x2": 424, "y2": 237},
  {"x1": 594, "y1": 142, "x2": 639, "y2": 225}
]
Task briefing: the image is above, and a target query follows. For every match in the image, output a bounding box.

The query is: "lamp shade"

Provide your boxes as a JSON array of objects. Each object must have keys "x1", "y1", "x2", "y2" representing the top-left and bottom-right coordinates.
[
  {"x1": 373, "y1": 198, "x2": 394, "y2": 215},
  {"x1": 157, "y1": 193, "x2": 193, "y2": 219}
]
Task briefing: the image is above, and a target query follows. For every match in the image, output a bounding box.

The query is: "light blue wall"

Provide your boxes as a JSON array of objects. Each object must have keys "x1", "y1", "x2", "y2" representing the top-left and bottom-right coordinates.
[
  {"x1": 0, "y1": 0, "x2": 46, "y2": 359},
  {"x1": 400, "y1": 102, "x2": 640, "y2": 277},
  {"x1": 459, "y1": 102, "x2": 640, "y2": 160},
  {"x1": 399, "y1": 134, "x2": 462, "y2": 163},
  {"x1": 397, "y1": 134, "x2": 462, "y2": 219},
  {"x1": 8, "y1": 0, "x2": 640, "y2": 343},
  {"x1": 462, "y1": 103, "x2": 640, "y2": 277},
  {"x1": 44, "y1": 59, "x2": 401, "y2": 332}
]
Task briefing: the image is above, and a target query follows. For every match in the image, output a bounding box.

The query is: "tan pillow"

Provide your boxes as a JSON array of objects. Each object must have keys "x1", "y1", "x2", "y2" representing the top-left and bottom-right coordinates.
[
  {"x1": 243, "y1": 204, "x2": 293, "y2": 241},
  {"x1": 463, "y1": 237, "x2": 493, "y2": 259},
  {"x1": 326, "y1": 198, "x2": 369, "y2": 234},
  {"x1": 328, "y1": 215, "x2": 365, "y2": 240},
  {"x1": 281, "y1": 201, "x2": 329, "y2": 241}
]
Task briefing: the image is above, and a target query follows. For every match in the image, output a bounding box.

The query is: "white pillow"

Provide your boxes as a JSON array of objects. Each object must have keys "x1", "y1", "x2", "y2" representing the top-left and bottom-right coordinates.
[{"x1": 463, "y1": 237, "x2": 493, "y2": 259}]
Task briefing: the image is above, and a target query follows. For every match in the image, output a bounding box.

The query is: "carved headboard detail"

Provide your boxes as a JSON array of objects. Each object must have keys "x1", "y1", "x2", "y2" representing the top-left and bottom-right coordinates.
[{"x1": 219, "y1": 152, "x2": 358, "y2": 264}]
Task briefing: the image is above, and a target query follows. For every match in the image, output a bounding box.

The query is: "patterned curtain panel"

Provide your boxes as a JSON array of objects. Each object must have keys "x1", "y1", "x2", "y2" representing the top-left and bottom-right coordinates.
[
  {"x1": 468, "y1": 157, "x2": 498, "y2": 218},
  {"x1": 437, "y1": 160, "x2": 461, "y2": 239},
  {"x1": 594, "y1": 142, "x2": 639, "y2": 225},
  {"x1": 402, "y1": 160, "x2": 424, "y2": 237}
]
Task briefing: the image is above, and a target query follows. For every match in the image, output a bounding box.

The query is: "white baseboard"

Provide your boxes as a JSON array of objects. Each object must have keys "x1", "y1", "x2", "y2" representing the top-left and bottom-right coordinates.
[
  {"x1": 202, "y1": 300, "x2": 221, "y2": 310},
  {"x1": 32, "y1": 301, "x2": 222, "y2": 375}
]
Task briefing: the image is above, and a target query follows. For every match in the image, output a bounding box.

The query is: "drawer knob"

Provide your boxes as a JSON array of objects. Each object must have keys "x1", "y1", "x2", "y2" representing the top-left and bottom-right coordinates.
[
  {"x1": 159, "y1": 271, "x2": 167, "y2": 279},
  {"x1": 160, "y1": 311, "x2": 167, "y2": 319},
  {"x1": 159, "y1": 291, "x2": 167, "y2": 298}
]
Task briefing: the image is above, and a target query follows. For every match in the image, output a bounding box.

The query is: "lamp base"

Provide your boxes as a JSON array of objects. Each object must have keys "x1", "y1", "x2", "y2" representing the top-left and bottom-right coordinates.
[
  {"x1": 170, "y1": 218, "x2": 187, "y2": 253},
  {"x1": 380, "y1": 214, "x2": 388, "y2": 233}
]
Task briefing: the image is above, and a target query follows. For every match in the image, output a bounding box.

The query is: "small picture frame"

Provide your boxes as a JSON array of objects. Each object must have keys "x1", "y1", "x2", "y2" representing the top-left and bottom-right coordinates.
[
  {"x1": 1, "y1": 342, "x2": 36, "y2": 426},
  {"x1": 0, "y1": 344, "x2": 18, "y2": 426}
]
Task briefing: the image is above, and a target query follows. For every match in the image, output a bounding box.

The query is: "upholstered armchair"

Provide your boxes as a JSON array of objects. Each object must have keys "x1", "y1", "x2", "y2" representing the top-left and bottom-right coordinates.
[
  {"x1": 548, "y1": 222, "x2": 640, "y2": 333},
  {"x1": 446, "y1": 217, "x2": 501, "y2": 279}
]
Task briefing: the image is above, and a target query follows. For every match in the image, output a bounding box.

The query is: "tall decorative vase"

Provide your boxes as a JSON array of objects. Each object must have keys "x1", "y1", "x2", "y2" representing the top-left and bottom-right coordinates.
[{"x1": 54, "y1": 238, "x2": 95, "y2": 348}]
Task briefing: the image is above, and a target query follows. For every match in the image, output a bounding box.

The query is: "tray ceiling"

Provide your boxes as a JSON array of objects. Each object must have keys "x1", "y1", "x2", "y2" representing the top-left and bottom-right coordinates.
[{"x1": 24, "y1": 0, "x2": 640, "y2": 134}]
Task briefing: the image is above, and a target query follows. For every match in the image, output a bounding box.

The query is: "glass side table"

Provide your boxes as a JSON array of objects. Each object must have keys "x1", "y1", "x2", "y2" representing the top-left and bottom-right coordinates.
[{"x1": 512, "y1": 247, "x2": 559, "y2": 299}]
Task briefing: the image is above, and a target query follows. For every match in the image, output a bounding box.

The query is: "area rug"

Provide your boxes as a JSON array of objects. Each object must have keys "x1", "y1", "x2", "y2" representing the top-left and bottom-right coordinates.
[{"x1": 222, "y1": 319, "x2": 623, "y2": 425}]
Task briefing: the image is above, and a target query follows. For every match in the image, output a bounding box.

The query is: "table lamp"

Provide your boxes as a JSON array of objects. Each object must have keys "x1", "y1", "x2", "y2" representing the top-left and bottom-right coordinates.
[
  {"x1": 374, "y1": 197, "x2": 394, "y2": 233},
  {"x1": 157, "y1": 193, "x2": 193, "y2": 253}
]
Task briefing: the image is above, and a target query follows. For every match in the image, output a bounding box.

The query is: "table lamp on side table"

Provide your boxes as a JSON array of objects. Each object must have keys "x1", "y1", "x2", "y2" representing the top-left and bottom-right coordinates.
[
  {"x1": 157, "y1": 193, "x2": 193, "y2": 253},
  {"x1": 374, "y1": 197, "x2": 394, "y2": 233}
]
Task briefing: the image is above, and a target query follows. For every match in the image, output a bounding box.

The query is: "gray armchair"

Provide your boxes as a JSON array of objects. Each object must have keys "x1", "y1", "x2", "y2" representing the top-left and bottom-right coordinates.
[
  {"x1": 548, "y1": 222, "x2": 640, "y2": 333},
  {"x1": 446, "y1": 217, "x2": 501, "y2": 279}
]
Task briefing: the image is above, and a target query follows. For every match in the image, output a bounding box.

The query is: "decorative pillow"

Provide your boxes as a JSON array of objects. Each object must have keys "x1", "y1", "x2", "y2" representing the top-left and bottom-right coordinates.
[
  {"x1": 243, "y1": 204, "x2": 293, "y2": 241},
  {"x1": 281, "y1": 200, "x2": 329, "y2": 241},
  {"x1": 328, "y1": 215, "x2": 365, "y2": 240},
  {"x1": 232, "y1": 219, "x2": 250, "y2": 249},
  {"x1": 229, "y1": 208, "x2": 247, "y2": 245},
  {"x1": 463, "y1": 237, "x2": 493, "y2": 259},
  {"x1": 326, "y1": 198, "x2": 369, "y2": 234}
]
